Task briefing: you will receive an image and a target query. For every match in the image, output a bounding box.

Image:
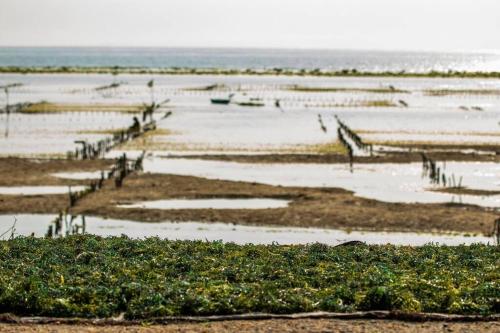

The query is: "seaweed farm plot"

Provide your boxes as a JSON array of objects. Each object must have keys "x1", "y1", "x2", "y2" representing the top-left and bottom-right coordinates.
[
  {"x1": 1, "y1": 72, "x2": 500, "y2": 241},
  {"x1": 2, "y1": 74, "x2": 500, "y2": 154},
  {"x1": 1, "y1": 70, "x2": 500, "y2": 325},
  {"x1": 0, "y1": 112, "x2": 134, "y2": 156},
  {"x1": 0, "y1": 73, "x2": 155, "y2": 105},
  {"x1": 157, "y1": 77, "x2": 500, "y2": 152},
  {"x1": 143, "y1": 158, "x2": 500, "y2": 208},
  {"x1": 0, "y1": 215, "x2": 495, "y2": 245},
  {"x1": 111, "y1": 103, "x2": 499, "y2": 154}
]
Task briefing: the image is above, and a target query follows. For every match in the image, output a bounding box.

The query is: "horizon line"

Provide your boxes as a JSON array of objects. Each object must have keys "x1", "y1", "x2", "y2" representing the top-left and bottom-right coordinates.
[{"x1": 0, "y1": 45, "x2": 499, "y2": 55}]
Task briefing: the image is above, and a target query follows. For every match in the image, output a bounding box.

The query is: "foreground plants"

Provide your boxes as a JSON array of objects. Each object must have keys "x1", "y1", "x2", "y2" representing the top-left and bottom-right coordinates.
[{"x1": 0, "y1": 236, "x2": 498, "y2": 319}]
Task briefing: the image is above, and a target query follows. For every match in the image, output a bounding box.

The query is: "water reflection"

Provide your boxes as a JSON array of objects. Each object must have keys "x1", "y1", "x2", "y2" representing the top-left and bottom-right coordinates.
[
  {"x1": 118, "y1": 198, "x2": 290, "y2": 210},
  {"x1": 0, "y1": 214, "x2": 495, "y2": 246}
]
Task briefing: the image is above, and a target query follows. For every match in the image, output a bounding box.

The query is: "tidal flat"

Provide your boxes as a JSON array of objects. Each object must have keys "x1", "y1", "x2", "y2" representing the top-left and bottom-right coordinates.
[{"x1": 0, "y1": 72, "x2": 499, "y2": 325}]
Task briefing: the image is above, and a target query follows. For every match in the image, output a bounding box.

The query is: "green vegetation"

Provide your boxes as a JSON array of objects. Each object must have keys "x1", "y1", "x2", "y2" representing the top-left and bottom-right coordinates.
[
  {"x1": 2, "y1": 66, "x2": 500, "y2": 78},
  {"x1": 304, "y1": 100, "x2": 398, "y2": 108},
  {"x1": 287, "y1": 85, "x2": 409, "y2": 94},
  {"x1": 424, "y1": 89, "x2": 500, "y2": 96},
  {"x1": 183, "y1": 84, "x2": 230, "y2": 91},
  {"x1": 311, "y1": 141, "x2": 347, "y2": 154},
  {"x1": 20, "y1": 102, "x2": 142, "y2": 114},
  {"x1": 431, "y1": 187, "x2": 500, "y2": 196},
  {"x1": 77, "y1": 128, "x2": 173, "y2": 136},
  {"x1": 0, "y1": 236, "x2": 498, "y2": 319},
  {"x1": 361, "y1": 100, "x2": 398, "y2": 107}
]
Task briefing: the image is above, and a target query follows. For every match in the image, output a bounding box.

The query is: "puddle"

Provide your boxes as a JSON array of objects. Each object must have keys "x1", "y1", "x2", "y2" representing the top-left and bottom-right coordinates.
[
  {"x1": 0, "y1": 214, "x2": 495, "y2": 246},
  {"x1": 118, "y1": 198, "x2": 290, "y2": 210},
  {"x1": 51, "y1": 171, "x2": 104, "y2": 180},
  {"x1": 143, "y1": 158, "x2": 500, "y2": 207},
  {"x1": 0, "y1": 186, "x2": 87, "y2": 195}
]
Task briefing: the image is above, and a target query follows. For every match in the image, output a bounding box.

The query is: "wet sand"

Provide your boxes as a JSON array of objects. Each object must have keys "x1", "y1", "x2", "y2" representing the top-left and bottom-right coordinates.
[
  {"x1": 0, "y1": 157, "x2": 497, "y2": 235},
  {"x1": 369, "y1": 142, "x2": 500, "y2": 154},
  {"x1": 0, "y1": 320, "x2": 498, "y2": 333},
  {"x1": 166, "y1": 151, "x2": 500, "y2": 164},
  {"x1": 432, "y1": 188, "x2": 500, "y2": 196},
  {"x1": 0, "y1": 158, "x2": 112, "y2": 186},
  {"x1": 68, "y1": 173, "x2": 496, "y2": 235}
]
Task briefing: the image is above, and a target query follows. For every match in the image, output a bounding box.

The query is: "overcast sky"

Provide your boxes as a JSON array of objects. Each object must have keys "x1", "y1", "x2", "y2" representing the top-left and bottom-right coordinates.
[{"x1": 1, "y1": 0, "x2": 499, "y2": 51}]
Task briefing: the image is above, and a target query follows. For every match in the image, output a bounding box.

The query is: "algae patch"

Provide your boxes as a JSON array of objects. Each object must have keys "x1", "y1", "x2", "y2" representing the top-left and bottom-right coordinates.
[{"x1": 21, "y1": 102, "x2": 143, "y2": 114}]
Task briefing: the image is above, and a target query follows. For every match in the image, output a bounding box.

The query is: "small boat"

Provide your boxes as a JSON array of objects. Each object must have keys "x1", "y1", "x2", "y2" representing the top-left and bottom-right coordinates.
[
  {"x1": 211, "y1": 98, "x2": 232, "y2": 105},
  {"x1": 211, "y1": 93, "x2": 234, "y2": 105}
]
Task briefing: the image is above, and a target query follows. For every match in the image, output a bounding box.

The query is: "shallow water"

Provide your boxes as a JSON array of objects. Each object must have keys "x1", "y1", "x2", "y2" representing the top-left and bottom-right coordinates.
[
  {"x1": 0, "y1": 186, "x2": 86, "y2": 195},
  {"x1": 1, "y1": 73, "x2": 498, "y2": 208},
  {"x1": 143, "y1": 158, "x2": 500, "y2": 207},
  {"x1": 0, "y1": 112, "x2": 133, "y2": 156},
  {"x1": 52, "y1": 171, "x2": 104, "y2": 180},
  {"x1": 118, "y1": 198, "x2": 290, "y2": 210},
  {"x1": 2, "y1": 47, "x2": 500, "y2": 72},
  {"x1": 0, "y1": 214, "x2": 494, "y2": 245},
  {"x1": 1, "y1": 74, "x2": 499, "y2": 155}
]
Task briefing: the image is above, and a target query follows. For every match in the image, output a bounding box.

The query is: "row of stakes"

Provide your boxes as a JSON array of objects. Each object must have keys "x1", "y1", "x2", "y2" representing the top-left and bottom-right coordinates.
[
  {"x1": 421, "y1": 153, "x2": 463, "y2": 188},
  {"x1": 46, "y1": 214, "x2": 86, "y2": 238},
  {"x1": 48, "y1": 152, "x2": 146, "y2": 238},
  {"x1": 330, "y1": 117, "x2": 498, "y2": 242},
  {"x1": 68, "y1": 152, "x2": 145, "y2": 207},
  {"x1": 67, "y1": 116, "x2": 156, "y2": 160},
  {"x1": 48, "y1": 81, "x2": 166, "y2": 237},
  {"x1": 335, "y1": 115, "x2": 374, "y2": 154},
  {"x1": 66, "y1": 86, "x2": 171, "y2": 161},
  {"x1": 317, "y1": 114, "x2": 369, "y2": 170},
  {"x1": 337, "y1": 127, "x2": 354, "y2": 169}
]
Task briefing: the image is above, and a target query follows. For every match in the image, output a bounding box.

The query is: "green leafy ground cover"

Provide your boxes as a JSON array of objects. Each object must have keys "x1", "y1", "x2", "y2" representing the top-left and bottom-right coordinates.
[{"x1": 0, "y1": 236, "x2": 498, "y2": 319}]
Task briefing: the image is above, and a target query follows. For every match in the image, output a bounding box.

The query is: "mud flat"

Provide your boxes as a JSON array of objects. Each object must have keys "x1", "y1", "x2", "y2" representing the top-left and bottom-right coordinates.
[
  {"x1": 140, "y1": 158, "x2": 500, "y2": 208},
  {"x1": 165, "y1": 151, "x2": 500, "y2": 164},
  {"x1": 0, "y1": 320, "x2": 498, "y2": 333},
  {"x1": 64, "y1": 173, "x2": 497, "y2": 236},
  {"x1": 0, "y1": 158, "x2": 111, "y2": 186},
  {"x1": 0, "y1": 156, "x2": 497, "y2": 235},
  {"x1": 0, "y1": 158, "x2": 112, "y2": 216},
  {"x1": 1, "y1": 73, "x2": 499, "y2": 238}
]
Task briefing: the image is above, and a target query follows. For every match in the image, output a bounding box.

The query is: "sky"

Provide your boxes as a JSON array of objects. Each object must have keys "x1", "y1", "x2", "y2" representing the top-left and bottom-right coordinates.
[{"x1": 0, "y1": 0, "x2": 499, "y2": 51}]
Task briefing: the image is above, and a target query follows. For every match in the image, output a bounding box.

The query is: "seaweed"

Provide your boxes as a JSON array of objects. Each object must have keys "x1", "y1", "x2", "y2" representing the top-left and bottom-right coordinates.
[
  {"x1": 287, "y1": 85, "x2": 410, "y2": 94},
  {"x1": 424, "y1": 89, "x2": 500, "y2": 96},
  {"x1": 0, "y1": 237, "x2": 497, "y2": 319},
  {"x1": 20, "y1": 102, "x2": 142, "y2": 114},
  {"x1": 2, "y1": 66, "x2": 500, "y2": 79}
]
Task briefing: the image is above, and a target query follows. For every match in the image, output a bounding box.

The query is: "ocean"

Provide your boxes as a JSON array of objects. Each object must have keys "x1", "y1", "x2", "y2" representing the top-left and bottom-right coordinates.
[{"x1": 1, "y1": 47, "x2": 500, "y2": 72}]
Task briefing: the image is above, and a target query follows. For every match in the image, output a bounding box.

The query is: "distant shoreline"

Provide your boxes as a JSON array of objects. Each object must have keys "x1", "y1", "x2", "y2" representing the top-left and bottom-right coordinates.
[{"x1": 2, "y1": 66, "x2": 500, "y2": 78}]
